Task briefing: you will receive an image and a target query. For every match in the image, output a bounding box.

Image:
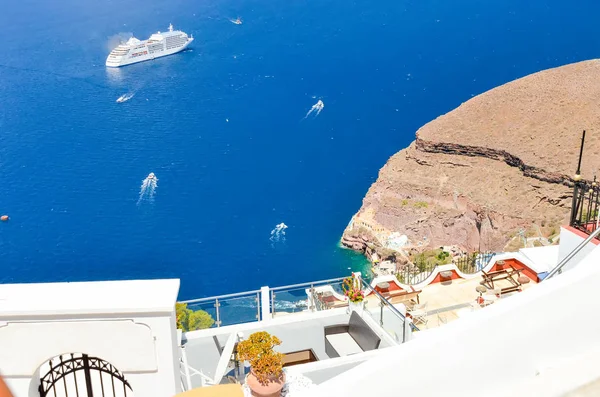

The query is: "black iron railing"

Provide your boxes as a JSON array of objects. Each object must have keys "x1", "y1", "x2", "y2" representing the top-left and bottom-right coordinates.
[
  {"x1": 570, "y1": 179, "x2": 600, "y2": 236},
  {"x1": 396, "y1": 251, "x2": 494, "y2": 285},
  {"x1": 454, "y1": 251, "x2": 494, "y2": 274}
]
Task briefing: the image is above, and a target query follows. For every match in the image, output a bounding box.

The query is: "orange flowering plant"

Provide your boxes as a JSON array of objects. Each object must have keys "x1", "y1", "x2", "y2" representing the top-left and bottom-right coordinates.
[
  {"x1": 342, "y1": 274, "x2": 364, "y2": 303},
  {"x1": 236, "y1": 331, "x2": 284, "y2": 384}
]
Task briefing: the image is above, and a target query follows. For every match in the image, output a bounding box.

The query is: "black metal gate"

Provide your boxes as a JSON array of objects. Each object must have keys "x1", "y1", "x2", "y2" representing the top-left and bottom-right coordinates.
[{"x1": 39, "y1": 353, "x2": 133, "y2": 397}]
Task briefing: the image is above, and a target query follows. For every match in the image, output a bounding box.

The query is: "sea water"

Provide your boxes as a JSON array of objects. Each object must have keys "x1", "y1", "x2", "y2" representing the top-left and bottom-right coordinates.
[{"x1": 0, "y1": 0, "x2": 599, "y2": 299}]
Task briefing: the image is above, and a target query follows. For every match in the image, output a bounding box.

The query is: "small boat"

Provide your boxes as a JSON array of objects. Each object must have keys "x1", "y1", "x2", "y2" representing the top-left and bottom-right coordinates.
[
  {"x1": 116, "y1": 93, "x2": 134, "y2": 103},
  {"x1": 148, "y1": 172, "x2": 156, "y2": 180},
  {"x1": 230, "y1": 17, "x2": 242, "y2": 25}
]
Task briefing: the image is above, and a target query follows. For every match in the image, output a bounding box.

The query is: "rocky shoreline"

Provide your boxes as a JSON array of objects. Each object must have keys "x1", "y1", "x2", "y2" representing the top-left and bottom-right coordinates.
[{"x1": 342, "y1": 59, "x2": 600, "y2": 263}]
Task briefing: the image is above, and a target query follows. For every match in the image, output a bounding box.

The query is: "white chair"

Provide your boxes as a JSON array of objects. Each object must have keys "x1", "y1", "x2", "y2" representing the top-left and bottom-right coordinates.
[
  {"x1": 482, "y1": 289, "x2": 501, "y2": 306},
  {"x1": 409, "y1": 302, "x2": 428, "y2": 327}
]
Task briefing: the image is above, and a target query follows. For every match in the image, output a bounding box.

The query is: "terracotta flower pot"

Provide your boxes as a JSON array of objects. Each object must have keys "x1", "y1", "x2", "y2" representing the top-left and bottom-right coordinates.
[{"x1": 246, "y1": 371, "x2": 286, "y2": 397}]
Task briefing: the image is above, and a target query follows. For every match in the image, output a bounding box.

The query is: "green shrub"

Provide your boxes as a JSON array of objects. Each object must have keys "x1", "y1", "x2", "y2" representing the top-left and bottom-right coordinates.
[
  {"x1": 176, "y1": 302, "x2": 215, "y2": 331},
  {"x1": 413, "y1": 201, "x2": 428, "y2": 209}
]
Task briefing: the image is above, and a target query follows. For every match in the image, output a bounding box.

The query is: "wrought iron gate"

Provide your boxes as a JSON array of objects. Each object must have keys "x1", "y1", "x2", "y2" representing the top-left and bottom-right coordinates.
[{"x1": 39, "y1": 353, "x2": 132, "y2": 397}]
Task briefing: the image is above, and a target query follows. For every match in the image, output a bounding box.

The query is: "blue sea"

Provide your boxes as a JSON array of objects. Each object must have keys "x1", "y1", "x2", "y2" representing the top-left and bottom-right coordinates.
[{"x1": 1, "y1": 0, "x2": 599, "y2": 300}]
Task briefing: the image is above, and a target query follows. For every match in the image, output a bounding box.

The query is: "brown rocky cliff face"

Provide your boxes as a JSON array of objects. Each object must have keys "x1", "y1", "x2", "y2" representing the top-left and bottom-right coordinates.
[{"x1": 343, "y1": 60, "x2": 600, "y2": 254}]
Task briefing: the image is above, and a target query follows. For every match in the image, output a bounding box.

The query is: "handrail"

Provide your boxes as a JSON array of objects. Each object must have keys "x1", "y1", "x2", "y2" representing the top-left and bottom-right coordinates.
[
  {"x1": 180, "y1": 277, "x2": 347, "y2": 303},
  {"x1": 179, "y1": 289, "x2": 262, "y2": 304},
  {"x1": 270, "y1": 277, "x2": 346, "y2": 291},
  {"x1": 544, "y1": 227, "x2": 600, "y2": 280},
  {"x1": 360, "y1": 279, "x2": 419, "y2": 333}
]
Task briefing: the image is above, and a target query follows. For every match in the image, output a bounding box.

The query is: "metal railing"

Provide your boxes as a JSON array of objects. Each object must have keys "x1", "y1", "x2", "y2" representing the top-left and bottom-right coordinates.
[
  {"x1": 454, "y1": 251, "x2": 494, "y2": 274},
  {"x1": 396, "y1": 251, "x2": 494, "y2": 284},
  {"x1": 179, "y1": 347, "x2": 215, "y2": 390},
  {"x1": 360, "y1": 279, "x2": 419, "y2": 343},
  {"x1": 269, "y1": 277, "x2": 346, "y2": 317},
  {"x1": 180, "y1": 289, "x2": 261, "y2": 328},
  {"x1": 545, "y1": 227, "x2": 600, "y2": 280},
  {"x1": 570, "y1": 179, "x2": 600, "y2": 236}
]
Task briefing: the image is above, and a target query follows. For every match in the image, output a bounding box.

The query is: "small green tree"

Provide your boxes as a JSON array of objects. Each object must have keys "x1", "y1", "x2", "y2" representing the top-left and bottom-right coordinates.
[
  {"x1": 187, "y1": 310, "x2": 215, "y2": 330},
  {"x1": 176, "y1": 302, "x2": 215, "y2": 331},
  {"x1": 176, "y1": 302, "x2": 189, "y2": 330}
]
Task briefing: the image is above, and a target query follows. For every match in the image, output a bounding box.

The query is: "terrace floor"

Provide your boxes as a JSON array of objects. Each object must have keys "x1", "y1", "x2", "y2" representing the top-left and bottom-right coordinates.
[{"x1": 413, "y1": 274, "x2": 537, "y2": 329}]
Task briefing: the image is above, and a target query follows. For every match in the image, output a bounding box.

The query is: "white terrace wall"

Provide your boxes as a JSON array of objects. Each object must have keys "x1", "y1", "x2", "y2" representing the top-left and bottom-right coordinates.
[
  {"x1": 0, "y1": 279, "x2": 181, "y2": 397},
  {"x1": 557, "y1": 226, "x2": 600, "y2": 272},
  {"x1": 310, "y1": 247, "x2": 600, "y2": 397}
]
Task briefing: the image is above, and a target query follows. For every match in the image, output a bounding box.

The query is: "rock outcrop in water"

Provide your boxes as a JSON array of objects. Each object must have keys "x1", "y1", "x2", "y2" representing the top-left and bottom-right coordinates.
[{"x1": 342, "y1": 60, "x2": 600, "y2": 257}]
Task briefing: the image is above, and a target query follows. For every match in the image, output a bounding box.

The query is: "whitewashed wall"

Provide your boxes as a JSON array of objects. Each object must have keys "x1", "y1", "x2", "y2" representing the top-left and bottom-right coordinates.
[{"x1": 0, "y1": 279, "x2": 180, "y2": 397}]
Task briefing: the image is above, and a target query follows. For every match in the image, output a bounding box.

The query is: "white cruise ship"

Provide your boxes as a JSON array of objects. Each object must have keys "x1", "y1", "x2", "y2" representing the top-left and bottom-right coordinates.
[{"x1": 106, "y1": 24, "x2": 193, "y2": 68}]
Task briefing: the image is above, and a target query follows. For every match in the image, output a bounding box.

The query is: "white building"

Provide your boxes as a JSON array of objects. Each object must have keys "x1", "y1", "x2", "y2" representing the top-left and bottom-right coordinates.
[{"x1": 0, "y1": 279, "x2": 181, "y2": 397}]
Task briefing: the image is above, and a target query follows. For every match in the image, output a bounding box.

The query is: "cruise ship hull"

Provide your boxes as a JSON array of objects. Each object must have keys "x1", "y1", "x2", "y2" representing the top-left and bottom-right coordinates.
[{"x1": 106, "y1": 39, "x2": 193, "y2": 68}]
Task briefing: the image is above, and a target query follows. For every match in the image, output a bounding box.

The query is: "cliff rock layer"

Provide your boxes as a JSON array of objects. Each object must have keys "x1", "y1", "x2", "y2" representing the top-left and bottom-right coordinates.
[{"x1": 343, "y1": 60, "x2": 600, "y2": 254}]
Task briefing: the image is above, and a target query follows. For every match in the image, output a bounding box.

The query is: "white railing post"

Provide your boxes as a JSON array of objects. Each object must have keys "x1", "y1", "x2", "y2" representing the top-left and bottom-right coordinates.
[
  {"x1": 181, "y1": 346, "x2": 193, "y2": 389},
  {"x1": 260, "y1": 286, "x2": 271, "y2": 321}
]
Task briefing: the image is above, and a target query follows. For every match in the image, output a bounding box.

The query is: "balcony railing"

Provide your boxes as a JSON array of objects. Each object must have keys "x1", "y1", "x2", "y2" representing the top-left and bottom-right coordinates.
[
  {"x1": 396, "y1": 251, "x2": 494, "y2": 285},
  {"x1": 269, "y1": 277, "x2": 346, "y2": 317},
  {"x1": 179, "y1": 277, "x2": 349, "y2": 329},
  {"x1": 179, "y1": 275, "x2": 424, "y2": 337},
  {"x1": 181, "y1": 290, "x2": 262, "y2": 328},
  {"x1": 570, "y1": 180, "x2": 600, "y2": 236},
  {"x1": 361, "y1": 278, "x2": 419, "y2": 342}
]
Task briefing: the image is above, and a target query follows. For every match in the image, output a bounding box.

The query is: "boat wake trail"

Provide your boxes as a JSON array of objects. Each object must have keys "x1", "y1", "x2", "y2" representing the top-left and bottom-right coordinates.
[
  {"x1": 137, "y1": 173, "x2": 158, "y2": 205},
  {"x1": 116, "y1": 93, "x2": 135, "y2": 103},
  {"x1": 270, "y1": 223, "x2": 288, "y2": 244},
  {"x1": 304, "y1": 99, "x2": 324, "y2": 119}
]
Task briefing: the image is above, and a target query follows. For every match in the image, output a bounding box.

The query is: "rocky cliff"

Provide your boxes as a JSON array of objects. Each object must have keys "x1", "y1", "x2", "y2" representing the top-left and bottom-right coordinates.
[{"x1": 343, "y1": 60, "x2": 600, "y2": 257}]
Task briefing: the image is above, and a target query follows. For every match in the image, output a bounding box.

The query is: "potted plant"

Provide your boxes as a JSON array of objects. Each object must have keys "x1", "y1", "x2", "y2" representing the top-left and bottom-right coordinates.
[
  {"x1": 237, "y1": 331, "x2": 285, "y2": 397},
  {"x1": 342, "y1": 274, "x2": 365, "y2": 314}
]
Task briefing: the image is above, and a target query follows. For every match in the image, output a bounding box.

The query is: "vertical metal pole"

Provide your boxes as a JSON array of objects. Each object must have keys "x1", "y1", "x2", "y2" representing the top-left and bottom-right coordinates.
[
  {"x1": 60, "y1": 356, "x2": 69, "y2": 397},
  {"x1": 215, "y1": 298, "x2": 221, "y2": 327},
  {"x1": 579, "y1": 188, "x2": 585, "y2": 225},
  {"x1": 270, "y1": 290, "x2": 275, "y2": 317},
  {"x1": 596, "y1": 192, "x2": 600, "y2": 232},
  {"x1": 571, "y1": 130, "x2": 586, "y2": 227},
  {"x1": 72, "y1": 354, "x2": 81, "y2": 397},
  {"x1": 181, "y1": 346, "x2": 193, "y2": 391},
  {"x1": 109, "y1": 373, "x2": 115, "y2": 397},
  {"x1": 586, "y1": 186, "x2": 593, "y2": 225},
  {"x1": 82, "y1": 354, "x2": 94, "y2": 397},
  {"x1": 571, "y1": 183, "x2": 580, "y2": 225},
  {"x1": 576, "y1": 130, "x2": 586, "y2": 176},
  {"x1": 98, "y1": 362, "x2": 105, "y2": 397},
  {"x1": 256, "y1": 292, "x2": 261, "y2": 321}
]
